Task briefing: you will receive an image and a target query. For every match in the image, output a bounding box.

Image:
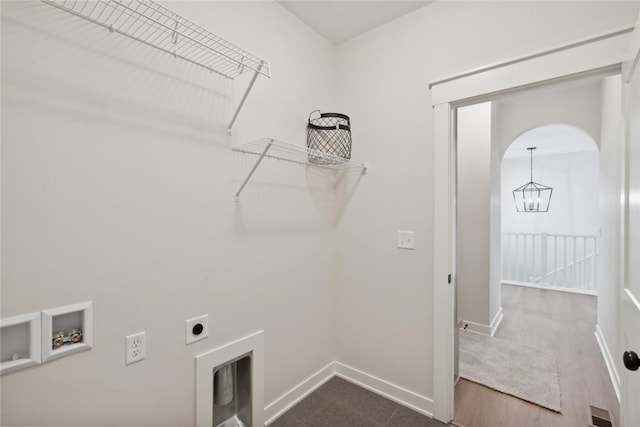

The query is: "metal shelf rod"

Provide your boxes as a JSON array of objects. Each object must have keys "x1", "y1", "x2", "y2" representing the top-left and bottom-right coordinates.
[
  {"x1": 233, "y1": 138, "x2": 368, "y2": 201},
  {"x1": 235, "y1": 139, "x2": 274, "y2": 201},
  {"x1": 228, "y1": 64, "x2": 263, "y2": 134},
  {"x1": 42, "y1": 0, "x2": 271, "y2": 133}
]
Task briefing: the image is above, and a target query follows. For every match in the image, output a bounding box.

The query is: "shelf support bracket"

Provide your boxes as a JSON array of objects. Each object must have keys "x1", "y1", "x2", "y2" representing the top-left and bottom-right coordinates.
[
  {"x1": 235, "y1": 139, "x2": 274, "y2": 201},
  {"x1": 227, "y1": 63, "x2": 264, "y2": 135}
]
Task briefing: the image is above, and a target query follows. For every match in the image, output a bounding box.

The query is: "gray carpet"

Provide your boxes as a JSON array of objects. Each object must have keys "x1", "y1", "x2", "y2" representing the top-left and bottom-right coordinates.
[{"x1": 459, "y1": 331, "x2": 562, "y2": 412}]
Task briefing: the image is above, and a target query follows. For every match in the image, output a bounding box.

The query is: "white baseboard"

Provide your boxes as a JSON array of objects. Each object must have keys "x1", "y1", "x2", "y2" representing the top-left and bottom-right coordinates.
[
  {"x1": 490, "y1": 307, "x2": 504, "y2": 337},
  {"x1": 264, "y1": 361, "x2": 435, "y2": 425},
  {"x1": 460, "y1": 307, "x2": 502, "y2": 337},
  {"x1": 503, "y1": 280, "x2": 597, "y2": 296},
  {"x1": 460, "y1": 319, "x2": 491, "y2": 336},
  {"x1": 264, "y1": 361, "x2": 335, "y2": 425},
  {"x1": 594, "y1": 325, "x2": 621, "y2": 403},
  {"x1": 334, "y1": 361, "x2": 434, "y2": 417}
]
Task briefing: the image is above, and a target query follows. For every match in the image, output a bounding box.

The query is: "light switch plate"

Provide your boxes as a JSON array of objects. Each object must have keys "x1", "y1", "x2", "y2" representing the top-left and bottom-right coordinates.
[{"x1": 397, "y1": 231, "x2": 415, "y2": 249}]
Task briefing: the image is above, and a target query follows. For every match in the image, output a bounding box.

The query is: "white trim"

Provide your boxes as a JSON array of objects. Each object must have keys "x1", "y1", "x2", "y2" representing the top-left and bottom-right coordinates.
[
  {"x1": 41, "y1": 301, "x2": 93, "y2": 362},
  {"x1": 432, "y1": 102, "x2": 456, "y2": 423},
  {"x1": 334, "y1": 361, "x2": 434, "y2": 417},
  {"x1": 431, "y1": 27, "x2": 631, "y2": 424},
  {"x1": 430, "y1": 29, "x2": 630, "y2": 106},
  {"x1": 430, "y1": 26, "x2": 633, "y2": 88},
  {"x1": 594, "y1": 325, "x2": 621, "y2": 403},
  {"x1": 622, "y1": 17, "x2": 640, "y2": 82},
  {"x1": 503, "y1": 280, "x2": 598, "y2": 296},
  {"x1": 264, "y1": 361, "x2": 437, "y2": 425},
  {"x1": 490, "y1": 307, "x2": 504, "y2": 337},
  {"x1": 195, "y1": 330, "x2": 264, "y2": 427},
  {"x1": 0, "y1": 312, "x2": 42, "y2": 374},
  {"x1": 624, "y1": 287, "x2": 640, "y2": 312},
  {"x1": 264, "y1": 362, "x2": 335, "y2": 425},
  {"x1": 460, "y1": 307, "x2": 503, "y2": 337},
  {"x1": 460, "y1": 320, "x2": 491, "y2": 336}
]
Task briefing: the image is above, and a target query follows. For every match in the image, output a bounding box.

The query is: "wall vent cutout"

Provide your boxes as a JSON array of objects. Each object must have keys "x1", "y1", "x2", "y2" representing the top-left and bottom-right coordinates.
[
  {"x1": 196, "y1": 331, "x2": 264, "y2": 427},
  {"x1": 588, "y1": 405, "x2": 615, "y2": 427}
]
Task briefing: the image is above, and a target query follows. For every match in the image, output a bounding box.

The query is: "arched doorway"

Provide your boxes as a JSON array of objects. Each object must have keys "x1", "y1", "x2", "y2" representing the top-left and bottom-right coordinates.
[{"x1": 502, "y1": 123, "x2": 599, "y2": 292}]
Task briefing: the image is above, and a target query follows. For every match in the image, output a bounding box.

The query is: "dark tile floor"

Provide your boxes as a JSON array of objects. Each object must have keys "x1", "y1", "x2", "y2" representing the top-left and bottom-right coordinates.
[{"x1": 269, "y1": 377, "x2": 451, "y2": 427}]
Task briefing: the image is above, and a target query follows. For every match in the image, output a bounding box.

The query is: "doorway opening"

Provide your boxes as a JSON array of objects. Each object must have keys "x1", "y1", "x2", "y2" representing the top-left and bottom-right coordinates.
[
  {"x1": 454, "y1": 78, "x2": 619, "y2": 426},
  {"x1": 453, "y1": 78, "x2": 621, "y2": 426},
  {"x1": 430, "y1": 22, "x2": 638, "y2": 426},
  {"x1": 502, "y1": 123, "x2": 599, "y2": 294}
]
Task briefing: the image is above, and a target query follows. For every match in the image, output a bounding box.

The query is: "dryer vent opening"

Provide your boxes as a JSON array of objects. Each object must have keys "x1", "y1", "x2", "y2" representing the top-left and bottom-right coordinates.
[
  {"x1": 213, "y1": 355, "x2": 252, "y2": 427},
  {"x1": 195, "y1": 331, "x2": 264, "y2": 427}
]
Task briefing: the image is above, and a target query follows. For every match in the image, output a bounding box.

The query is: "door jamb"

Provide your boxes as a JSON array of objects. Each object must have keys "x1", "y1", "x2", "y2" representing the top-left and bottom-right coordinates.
[{"x1": 429, "y1": 26, "x2": 634, "y2": 423}]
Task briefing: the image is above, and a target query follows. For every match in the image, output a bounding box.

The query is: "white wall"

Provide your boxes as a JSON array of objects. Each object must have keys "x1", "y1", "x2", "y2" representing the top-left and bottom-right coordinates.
[
  {"x1": 2, "y1": 1, "x2": 638, "y2": 425},
  {"x1": 333, "y1": 0, "x2": 637, "y2": 402},
  {"x1": 489, "y1": 103, "x2": 502, "y2": 327},
  {"x1": 1, "y1": 1, "x2": 338, "y2": 425},
  {"x1": 456, "y1": 103, "x2": 501, "y2": 331},
  {"x1": 502, "y1": 151, "x2": 600, "y2": 236},
  {"x1": 498, "y1": 80, "x2": 602, "y2": 246},
  {"x1": 597, "y1": 75, "x2": 624, "y2": 393},
  {"x1": 499, "y1": 82, "x2": 603, "y2": 155}
]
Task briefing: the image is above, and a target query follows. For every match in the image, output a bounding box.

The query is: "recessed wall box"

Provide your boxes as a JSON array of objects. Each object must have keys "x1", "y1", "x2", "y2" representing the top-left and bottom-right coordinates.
[
  {"x1": 186, "y1": 314, "x2": 209, "y2": 345},
  {"x1": 1, "y1": 312, "x2": 42, "y2": 375},
  {"x1": 212, "y1": 355, "x2": 252, "y2": 427},
  {"x1": 42, "y1": 301, "x2": 93, "y2": 362},
  {"x1": 196, "y1": 331, "x2": 265, "y2": 427}
]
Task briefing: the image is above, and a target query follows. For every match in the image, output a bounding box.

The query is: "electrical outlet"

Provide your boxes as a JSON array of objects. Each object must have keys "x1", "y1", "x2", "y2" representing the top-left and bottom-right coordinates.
[
  {"x1": 185, "y1": 314, "x2": 208, "y2": 345},
  {"x1": 126, "y1": 331, "x2": 146, "y2": 365}
]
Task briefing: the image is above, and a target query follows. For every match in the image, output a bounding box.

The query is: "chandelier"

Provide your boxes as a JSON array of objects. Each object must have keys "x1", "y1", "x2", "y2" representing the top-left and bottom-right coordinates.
[{"x1": 512, "y1": 147, "x2": 552, "y2": 212}]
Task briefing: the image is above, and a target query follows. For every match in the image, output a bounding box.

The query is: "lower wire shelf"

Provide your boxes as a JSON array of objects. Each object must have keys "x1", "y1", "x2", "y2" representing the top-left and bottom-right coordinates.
[{"x1": 232, "y1": 138, "x2": 368, "y2": 201}]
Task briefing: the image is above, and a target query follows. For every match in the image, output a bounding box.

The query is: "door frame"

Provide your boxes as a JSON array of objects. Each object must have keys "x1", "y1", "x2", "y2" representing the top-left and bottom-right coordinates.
[
  {"x1": 429, "y1": 25, "x2": 635, "y2": 423},
  {"x1": 621, "y1": 15, "x2": 640, "y2": 427}
]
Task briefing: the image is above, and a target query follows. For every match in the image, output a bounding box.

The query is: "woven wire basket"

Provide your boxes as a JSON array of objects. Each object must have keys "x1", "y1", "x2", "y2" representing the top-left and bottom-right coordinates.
[{"x1": 307, "y1": 111, "x2": 352, "y2": 165}]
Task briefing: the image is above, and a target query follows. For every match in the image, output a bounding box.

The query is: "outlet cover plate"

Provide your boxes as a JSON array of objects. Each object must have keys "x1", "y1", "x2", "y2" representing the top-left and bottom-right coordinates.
[
  {"x1": 126, "y1": 331, "x2": 146, "y2": 365},
  {"x1": 186, "y1": 314, "x2": 209, "y2": 345},
  {"x1": 397, "y1": 230, "x2": 415, "y2": 249}
]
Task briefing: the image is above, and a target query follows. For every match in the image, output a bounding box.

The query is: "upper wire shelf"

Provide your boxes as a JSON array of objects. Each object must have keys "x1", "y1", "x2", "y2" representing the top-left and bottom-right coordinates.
[
  {"x1": 232, "y1": 138, "x2": 368, "y2": 200},
  {"x1": 41, "y1": 0, "x2": 271, "y2": 80}
]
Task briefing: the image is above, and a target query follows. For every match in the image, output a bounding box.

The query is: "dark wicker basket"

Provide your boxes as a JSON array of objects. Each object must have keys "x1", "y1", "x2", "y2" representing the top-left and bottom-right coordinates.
[{"x1": 307, "y1": 110, "x2": 352, "y2": 164}]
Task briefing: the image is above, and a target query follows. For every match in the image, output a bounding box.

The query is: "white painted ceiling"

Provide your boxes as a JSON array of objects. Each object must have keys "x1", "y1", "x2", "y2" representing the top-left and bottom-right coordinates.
[
  {"x1": 278, "y1": 2, "x2": 601, "y2": 159},
  {"x1": 278, "y1": 1, "x2": 433, "y2": 45},
  {"x1": 503, "y1": 124, "x2": 598, "y2": 159}
]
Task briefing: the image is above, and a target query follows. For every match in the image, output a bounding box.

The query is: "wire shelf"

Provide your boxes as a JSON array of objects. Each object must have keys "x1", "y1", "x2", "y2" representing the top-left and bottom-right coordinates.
[
  {"x1": 41, "y1": 0, "x2": 271, "y2": 80},
  {"x1": 233, "y1": 138, "x2": 367, "y2": 170},
  {"x1": 232, "y1": 138, "x2": 368, "y2": 200}
]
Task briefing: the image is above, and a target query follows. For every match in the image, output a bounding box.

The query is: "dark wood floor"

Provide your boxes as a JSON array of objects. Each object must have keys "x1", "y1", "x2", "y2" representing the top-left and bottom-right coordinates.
[{"x1": 454, "y1": 284, "x2": 619, "y2": 427}]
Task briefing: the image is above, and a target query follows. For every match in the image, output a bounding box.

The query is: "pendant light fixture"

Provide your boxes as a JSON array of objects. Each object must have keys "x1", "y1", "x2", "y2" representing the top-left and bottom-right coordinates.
[{"x1": 512, "y1": 147, "x2": 552, "y2": 212}]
